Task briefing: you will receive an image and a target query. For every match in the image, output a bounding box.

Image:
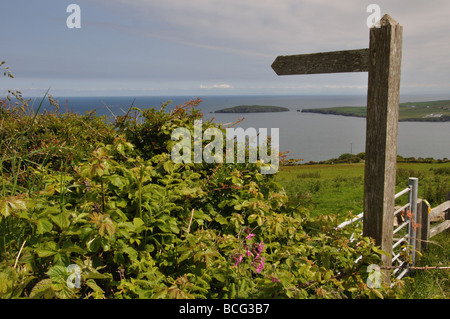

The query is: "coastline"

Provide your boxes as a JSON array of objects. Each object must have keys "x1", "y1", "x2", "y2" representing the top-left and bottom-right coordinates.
[{"x1": 301, "y1": 100, "x2": 450, "y2": 122}]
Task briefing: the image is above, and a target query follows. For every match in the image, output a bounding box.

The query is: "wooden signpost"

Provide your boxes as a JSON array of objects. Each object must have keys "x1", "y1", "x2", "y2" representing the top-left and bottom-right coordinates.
[{"x1": 272, "y1": 14, "x2": 403, "y2": 279}]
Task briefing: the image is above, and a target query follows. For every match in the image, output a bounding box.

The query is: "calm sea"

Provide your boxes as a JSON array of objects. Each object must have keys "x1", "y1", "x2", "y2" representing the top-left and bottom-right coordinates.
[{"x1": 29, "y1": 94, "x2": 450, "y2": 163}]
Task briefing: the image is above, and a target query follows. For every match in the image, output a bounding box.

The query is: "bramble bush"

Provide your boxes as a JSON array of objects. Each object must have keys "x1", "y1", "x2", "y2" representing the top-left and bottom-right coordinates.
[{"x1": 0, "y1": 63, "x2": 406, "y2": 299}]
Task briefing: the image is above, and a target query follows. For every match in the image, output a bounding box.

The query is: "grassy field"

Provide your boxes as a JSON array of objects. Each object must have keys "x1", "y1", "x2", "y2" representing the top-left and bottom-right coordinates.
[
  {"x1": 404, "y1": 230, "x2": 450, "y2": 298},
  {"x1": 276, "y1": 163, "x2": 365, "y2": 217},
  {"x1": 275, "y1": 161, "x2": 450, "y2": 219},
  {"x1": 274, "y1": 161, "x2": 450, "y2": 298}
]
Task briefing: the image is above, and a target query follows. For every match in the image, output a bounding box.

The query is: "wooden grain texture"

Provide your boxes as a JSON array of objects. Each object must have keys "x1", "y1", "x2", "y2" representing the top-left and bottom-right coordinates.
[
  {"x1": 430, "y1": 201, "x2": 450, "y2": 219},
  {"x1": 271, "y1": 48, "x2": 369, "y2": 75},
  {"x1": 363, "y1": 14, "x2": 403, "y2": 271},
  {"x1": 446, "y1": 192, "x2": 450, "y2": 221},
  {"x1": 430, "y1": 220, "x2": 450, "y2": 238},
  {"x1": 416, "y1": 199, "x2": 426, "y2": 256},
  {"x1": 418, "y1": 199, "x2": 449, "y2": 253},
  {"x1": 270, "y1": 14, "x2": 406, "y2": 280}
]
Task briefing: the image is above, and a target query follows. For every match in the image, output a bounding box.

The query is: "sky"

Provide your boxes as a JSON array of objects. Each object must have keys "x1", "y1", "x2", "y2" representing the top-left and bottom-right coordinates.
[{"x1": 1, "y1": 0, "x2": 450, "y2": 97}]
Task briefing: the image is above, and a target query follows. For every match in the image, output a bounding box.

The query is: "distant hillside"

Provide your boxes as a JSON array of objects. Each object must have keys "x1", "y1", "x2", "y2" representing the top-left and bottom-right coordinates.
[
  {"x1": 301, "y1": 100, "x2": 450, "y2": 122},
  {"x1": 215, "y1": 105, "x2": 290, "y2": 113}
]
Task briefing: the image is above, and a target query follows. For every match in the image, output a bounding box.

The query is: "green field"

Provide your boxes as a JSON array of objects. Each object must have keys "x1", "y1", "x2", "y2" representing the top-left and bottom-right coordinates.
[
  {"x1": 275, "y1": 161, "x2": 450, "y2": 219},
  {"x1": 302, "y1": 100, "x2": 450, "y2": 122},
  {"x1": 275, "y1": 161, "x2": 450, "y2": 298}
]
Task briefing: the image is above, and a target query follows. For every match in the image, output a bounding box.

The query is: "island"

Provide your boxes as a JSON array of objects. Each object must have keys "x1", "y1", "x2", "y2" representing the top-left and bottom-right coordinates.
[
  {"x1": 215, "y1": 105, "x2": 290, "y2": 113},
  {"x1": 301, "y1": 100, "x2": 450, "y2": 122}
]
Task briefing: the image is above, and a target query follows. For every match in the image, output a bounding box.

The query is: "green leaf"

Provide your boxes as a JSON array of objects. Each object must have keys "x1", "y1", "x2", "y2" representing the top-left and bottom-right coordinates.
[
  {"x1": 36, "y1": 248, "x2": 58, "y2": 258},
  {"x1": 133, "y1": 217, "x2": 145, "y2": 228},
  {"x1": 178, "y1": 249, "x2": 193, "y2": 263},
  {"x1": 212, "y1": 272, "x2": 226, "y2": 283},
  {"x1": 0, "y1": 272, "x2": 9, "y2": 295},
  {"x1": 372, "y1": 246, "x2": 389, "y2": 257},
  {"x1": 163, "y1": 161, "x2": 173, "y2": 173},
  {"x1": 37, "y1": 218, "x2": 54, "y2": 235},
  {"x1": 116, "y1": 199, "x2": 128, "y2": 208},
  {"x1": 122, "y1": 245, "x2": 138, "y2": 262},
  {"x1": 86, "y1": 279, "x2": 105, "y2": 298},
  {"x1": 108, "y1": 174, "x2": 128, "y2": 189},
  {"x1": 100, "y1": 237, "x2": 111, "y2": 251},
  {"x1": 85, "y1": 271, "x2": 112, "y2": 281},
  {"x1": 369, "y1": 288, "x2": 384, "y2": 299},
  {"x1": 194, "y1": 209, "x2": 212, "y2": 222},
  {"x1": 214, "y1": 214, "x2": 227, "y2": 225},
  {"x1": 157, "y1": 218, "x2": 176, "y2": 233},
  {"x1": 0, "y1": 201, "x2": 11, "y2": 218},
  {"x1": 50, "y1": 212, "x2": 71, "y2": 230},
  {"x1": 87, "y1": 237, "x2": 101, "y2": 252},
  {"x1": 36, "y1": 241, "x2": 58, "y2": 258},
  {"x1": 60, "y1": 245, "x2": 86, "y2": 256},
  {"x1": 47, "y1": 265, "x2": 67, "y2": 283},
  {"x1": 169, "y1": 219, "x2": 180, "y2": 234},
  {"x1": 29, "y1": 279, "x2": 54, "y2": 299}
]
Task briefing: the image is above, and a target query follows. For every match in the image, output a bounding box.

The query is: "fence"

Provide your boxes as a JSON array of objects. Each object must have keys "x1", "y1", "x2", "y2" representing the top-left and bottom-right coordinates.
[
  {"x1": 417, "y1": 193, "x2": 450, "y2": 252},
  {"x1": 337, "y1": 177, "x2": 450, "y2": 280}
]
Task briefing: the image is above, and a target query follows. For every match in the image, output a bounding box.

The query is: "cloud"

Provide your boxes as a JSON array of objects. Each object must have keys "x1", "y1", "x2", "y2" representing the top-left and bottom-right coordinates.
[
  {"x1": 94, "y1": 0, "x2": 369, "y2": 56},
  {"x1": 6, "y1": 0, "x2": 450, "y2": 96},
  {"x1": 200, "y1": 84, "x2": 232, "y2": 89}
]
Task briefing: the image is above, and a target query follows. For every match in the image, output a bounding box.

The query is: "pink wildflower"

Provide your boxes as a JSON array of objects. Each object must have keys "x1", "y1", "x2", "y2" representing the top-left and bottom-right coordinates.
[
  {"x1": 271, "y1": 275, "x2": 280, "y2": 283},
  {"x1": 246, "y1": 250, "x2": 252, "y2": 257},
  {"x1": 255, "y1": 241, "x2": 264, "y2": 259},
  {"x1": 257, "y1": 241, "x2": 264, "y2": 253},
  {"x1": 245, "y1": 233, "x2": 255, "y2": 240},
  {"x1": 255, "y1": 256, "x2": 265, "y2": 273},
  {"x1": 234, "y1": 254, "x2": 243, "y2": 267}
]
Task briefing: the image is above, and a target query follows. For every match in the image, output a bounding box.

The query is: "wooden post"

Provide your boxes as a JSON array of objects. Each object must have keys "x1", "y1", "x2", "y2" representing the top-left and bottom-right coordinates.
[
  {"x1": 419, "y1": 199, "x2": 431, "y2": 252},
  {"x1": 271, "y1": 13, "x2": 404, "y2": 284},
  {"x1": 363, "y1": 15, "x2": 403, "y2": 277},
  {"x1": 446, "y1": 192, "x2": 450, "y2": 221}
]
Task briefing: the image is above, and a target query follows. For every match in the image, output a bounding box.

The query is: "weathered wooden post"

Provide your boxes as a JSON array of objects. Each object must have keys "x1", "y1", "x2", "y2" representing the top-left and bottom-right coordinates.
[
  {"x1": 446, "y1": 192, "x2": 450, "y2": 221},
  {"x1": 363, "y1": 15, "x2": 403, "y2": 278},
  {"x1": 272, "y1": 14, "x2": 403, "y2": 284},
  {"x1": 417, "y1": 199, "x2": 430, "y2": 254}
]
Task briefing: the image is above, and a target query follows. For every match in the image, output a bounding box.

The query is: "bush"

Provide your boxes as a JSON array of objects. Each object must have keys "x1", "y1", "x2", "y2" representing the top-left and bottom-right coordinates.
[{"x1": 0, "y1": 64, "x2": 406, "y2": 299}]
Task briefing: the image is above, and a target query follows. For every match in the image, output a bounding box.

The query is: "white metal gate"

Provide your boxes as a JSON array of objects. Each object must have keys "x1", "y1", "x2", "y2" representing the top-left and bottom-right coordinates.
[{"x1": 336, "y1": 177, "x2": 419, "y2": 280}]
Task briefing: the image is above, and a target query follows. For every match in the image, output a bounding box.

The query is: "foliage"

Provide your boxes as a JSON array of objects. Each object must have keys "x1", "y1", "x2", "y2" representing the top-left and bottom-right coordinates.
[{"x1": 0, "y1": 63, "x2": 407, "y2": 299}]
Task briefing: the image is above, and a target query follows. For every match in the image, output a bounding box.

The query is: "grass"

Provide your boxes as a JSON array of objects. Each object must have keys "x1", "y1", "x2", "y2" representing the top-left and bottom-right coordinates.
[
  {"x1": 276, "y1": 163, "x2": 365, "y2": 217},
  {"x1": 403, "y1": 231, "x2": 450, "y2": 298},
  {"x1": 276, "y1": 161, "x2": 450, "y2": 218},
  {"x1": 275, "y1": 161, "x2": 450, "y2": 298}
]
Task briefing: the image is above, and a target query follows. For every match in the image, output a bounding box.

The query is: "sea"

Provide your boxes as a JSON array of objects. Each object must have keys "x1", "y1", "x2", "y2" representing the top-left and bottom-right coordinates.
[{"x1": 28, "y1": 94, "x2": 450, "y2": 163}]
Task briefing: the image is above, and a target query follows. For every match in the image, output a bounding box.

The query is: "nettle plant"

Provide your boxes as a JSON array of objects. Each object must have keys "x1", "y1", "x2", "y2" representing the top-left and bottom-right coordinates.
[{"x1": 0, "y1": 71, "x2": 406, "y2": 298}]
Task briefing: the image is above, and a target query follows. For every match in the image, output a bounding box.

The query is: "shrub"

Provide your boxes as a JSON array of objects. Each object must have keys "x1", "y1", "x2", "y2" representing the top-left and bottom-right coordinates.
[{"x1": 0, "y1": 63, "x2": 405, "y2": 299}]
